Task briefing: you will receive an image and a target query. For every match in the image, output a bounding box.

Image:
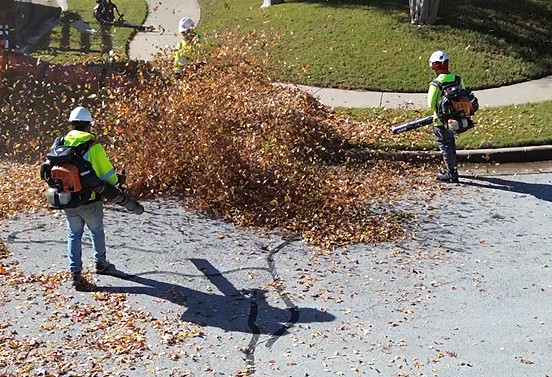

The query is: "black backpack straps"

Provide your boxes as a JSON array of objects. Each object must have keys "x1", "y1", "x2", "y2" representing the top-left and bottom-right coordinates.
[
  {"x1": 51, "y1": 136, "x2": 64, "y2": 149},
  {"x1": 74, "y1": 139, "x2": 97, "y2": 157},
  {"x1": 432, "y1": 76, "x2": 461, "y2": 92},
  {"x1": 454, "y1": 75, "x2": 462, "y2": 86},
  {"x1": 430, "y1": 79, "x2": 443, "y2": 91}
]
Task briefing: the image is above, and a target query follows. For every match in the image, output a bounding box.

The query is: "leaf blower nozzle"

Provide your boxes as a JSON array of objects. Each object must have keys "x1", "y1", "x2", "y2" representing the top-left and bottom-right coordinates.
[
  {"x1": 391, "y1": 115, "x2": 434, "y2": 134},
  {"x1": 116, "y1": 193, "x2": 144, "y2": 215}
]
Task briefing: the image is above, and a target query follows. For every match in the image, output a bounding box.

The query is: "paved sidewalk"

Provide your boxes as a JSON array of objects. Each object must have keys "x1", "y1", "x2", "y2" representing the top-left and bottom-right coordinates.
[
  {"x1": 128, "y1": 0, "x2": 200, "y2": 61},
  {"x1": 293, "y1": 77, "x2": 552, "y2": 109}
]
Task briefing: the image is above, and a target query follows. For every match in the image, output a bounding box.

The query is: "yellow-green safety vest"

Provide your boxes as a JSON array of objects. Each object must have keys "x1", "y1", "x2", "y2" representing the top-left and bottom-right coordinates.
[{"x1": 64, "y1": 130, "x2": 118, "y2": 200}]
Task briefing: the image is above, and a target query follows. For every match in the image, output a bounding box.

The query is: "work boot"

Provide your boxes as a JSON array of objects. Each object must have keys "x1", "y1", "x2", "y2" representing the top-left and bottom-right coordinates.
[
  {"x1": 71, "y1": 272, "x2": 90, "y2": 290},
  {"x1": 95, "y1": 260, "x2": 112, "y2": 274},
  {"x1": 436, "y1": 170, "x2": 459, "y2": 183}
]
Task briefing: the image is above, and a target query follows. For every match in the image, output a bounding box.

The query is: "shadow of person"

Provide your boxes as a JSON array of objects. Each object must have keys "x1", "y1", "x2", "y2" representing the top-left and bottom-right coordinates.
[
  {"x1": 94, "y1": 265, "x2": 335, "y2": 338},
  {"x1": 49, "y1": 11, "x2": 111, "y2": 54},
  {"x1": 460, "y1": 175, "x2": 552, "y2": 202}
]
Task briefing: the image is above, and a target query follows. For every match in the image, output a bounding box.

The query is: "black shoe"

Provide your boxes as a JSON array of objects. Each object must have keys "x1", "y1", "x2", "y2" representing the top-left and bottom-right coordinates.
[
  {"x1": 71, "y1": 272, "x2": 92, "y2": 291},
  {"x1": 95, "y1": 260, "x2": 112, "y2": 274},
  {"x1": 436, "y1": 171, "x2": 459, "y2": 183},
  {"x1": 72, "y1": 272, "x2": 85, "y2": 287},
  {"x1": 71, "y1": 272, "x2": 95, "y2": 291}
]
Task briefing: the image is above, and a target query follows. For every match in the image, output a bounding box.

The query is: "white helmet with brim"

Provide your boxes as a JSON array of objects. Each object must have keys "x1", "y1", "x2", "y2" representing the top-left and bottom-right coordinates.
[
  {"x1": 178, "y1": 17, "x2": 195, "y2": 33},
  {"x1": 429, "y1": 50, "x2": 450, "y2": 70},
  {"x1": 69, "y1": 106, "x2": 93, "y2": 123}
]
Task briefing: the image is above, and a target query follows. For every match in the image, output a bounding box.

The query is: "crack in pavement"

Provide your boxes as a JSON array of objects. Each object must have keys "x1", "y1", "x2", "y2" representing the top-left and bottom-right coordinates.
[
  {"x1": 1, "y1": 209, "x2": 338, "y2": 376},
  {"x1": 242, "y1": 237, "x2": 303, "y2": 373},
  {"x1": 191, "y1": 236, "x2": 301, "y2": 375},
  {"x1": 264, "y1": 237, "x2": 301, "y2": 348}
]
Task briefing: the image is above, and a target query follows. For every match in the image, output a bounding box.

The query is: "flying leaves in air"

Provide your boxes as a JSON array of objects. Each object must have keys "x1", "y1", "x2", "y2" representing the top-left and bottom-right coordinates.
[{"x1": 0, "y1": 31, "x2": 436, "y2": 249}]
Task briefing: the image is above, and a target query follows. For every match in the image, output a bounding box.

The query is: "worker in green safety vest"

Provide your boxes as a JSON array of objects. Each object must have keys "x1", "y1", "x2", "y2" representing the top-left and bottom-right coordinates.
[{"x1": 173, "y1": 17, "x2": 207, "y2": 77}]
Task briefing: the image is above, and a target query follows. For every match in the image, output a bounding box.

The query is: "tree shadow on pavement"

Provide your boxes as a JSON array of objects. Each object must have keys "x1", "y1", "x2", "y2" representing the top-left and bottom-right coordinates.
[
  {"x1": 94, "y1": 264, "x2": 335, "y2": 337},
  {"x1": 460, "y1": 175, "x2": 552, "y2": 202}
]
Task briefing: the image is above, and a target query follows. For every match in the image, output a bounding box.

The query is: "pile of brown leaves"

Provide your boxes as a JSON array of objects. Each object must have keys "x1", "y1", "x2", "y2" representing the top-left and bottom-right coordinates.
[{"x1": 0, "y1": 39, "x2": 435, "y2": 248}]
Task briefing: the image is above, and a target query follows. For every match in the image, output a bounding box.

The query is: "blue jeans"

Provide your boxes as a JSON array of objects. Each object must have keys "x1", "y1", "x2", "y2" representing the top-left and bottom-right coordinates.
[{"x1": 64, "y1": 200, "x2": 107, "y2": 274}]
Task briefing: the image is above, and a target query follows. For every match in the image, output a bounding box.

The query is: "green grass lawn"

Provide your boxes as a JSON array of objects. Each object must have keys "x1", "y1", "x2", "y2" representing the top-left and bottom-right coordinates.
[
  {"x1": 33, "y1": 0, "x2": 147, "y2": 64},
  {"x1": 199, "y1": 0, "x2": 552, "y2": 92},
  {"x1": 339, "y1": 101, "x2": 552, "y2": 150}
]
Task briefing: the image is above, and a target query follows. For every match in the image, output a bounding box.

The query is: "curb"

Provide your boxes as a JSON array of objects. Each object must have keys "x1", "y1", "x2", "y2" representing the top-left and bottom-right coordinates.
[
  {"x1": 392, "y1": 145, "x2": 552, "y2": 163},
  {"x1": 459, "y1": 145, "x2": 552, "y2": 163}
]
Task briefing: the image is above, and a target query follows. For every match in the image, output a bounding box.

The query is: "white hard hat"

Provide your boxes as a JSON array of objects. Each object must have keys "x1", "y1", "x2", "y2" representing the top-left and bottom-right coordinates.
[
  {"x1": 429, "y1": 50, "x2": 450, "y2": 69},
  {"x1": 178, "y1": 17, "x2": 195, "y2": 33},
  {"x1": 69, "y1": 106, "x2": 93, "y2": 123}
]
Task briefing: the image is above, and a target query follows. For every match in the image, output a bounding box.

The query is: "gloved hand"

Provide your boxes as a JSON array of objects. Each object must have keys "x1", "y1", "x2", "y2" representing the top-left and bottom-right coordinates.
[
  {"x1": 117, "y1": 169, "x2": 127, "y2": 186},
  {"x1": 115, "y1": 193, "x2": 144, "y2": 215}
]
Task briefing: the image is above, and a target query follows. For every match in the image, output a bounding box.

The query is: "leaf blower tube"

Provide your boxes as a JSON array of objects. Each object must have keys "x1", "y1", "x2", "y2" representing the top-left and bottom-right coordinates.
[
  {"x1": 76, "y1": 159, "x2": 144, "y2": 215},
  {"x1": 391, "y1": 115, "x2": 434, "y2": 134}
]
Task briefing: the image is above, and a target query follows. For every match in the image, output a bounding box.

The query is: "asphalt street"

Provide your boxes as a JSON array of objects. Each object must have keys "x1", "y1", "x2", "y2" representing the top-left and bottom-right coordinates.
[{"x1": 2, "y1": 171, "x2": 551, "y2": 376}]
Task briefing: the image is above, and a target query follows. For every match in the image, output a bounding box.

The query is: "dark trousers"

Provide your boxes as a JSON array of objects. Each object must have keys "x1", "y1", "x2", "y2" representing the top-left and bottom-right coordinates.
[{"x1": 433, "y1": 125, "x2": 457, "y2": 173}]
